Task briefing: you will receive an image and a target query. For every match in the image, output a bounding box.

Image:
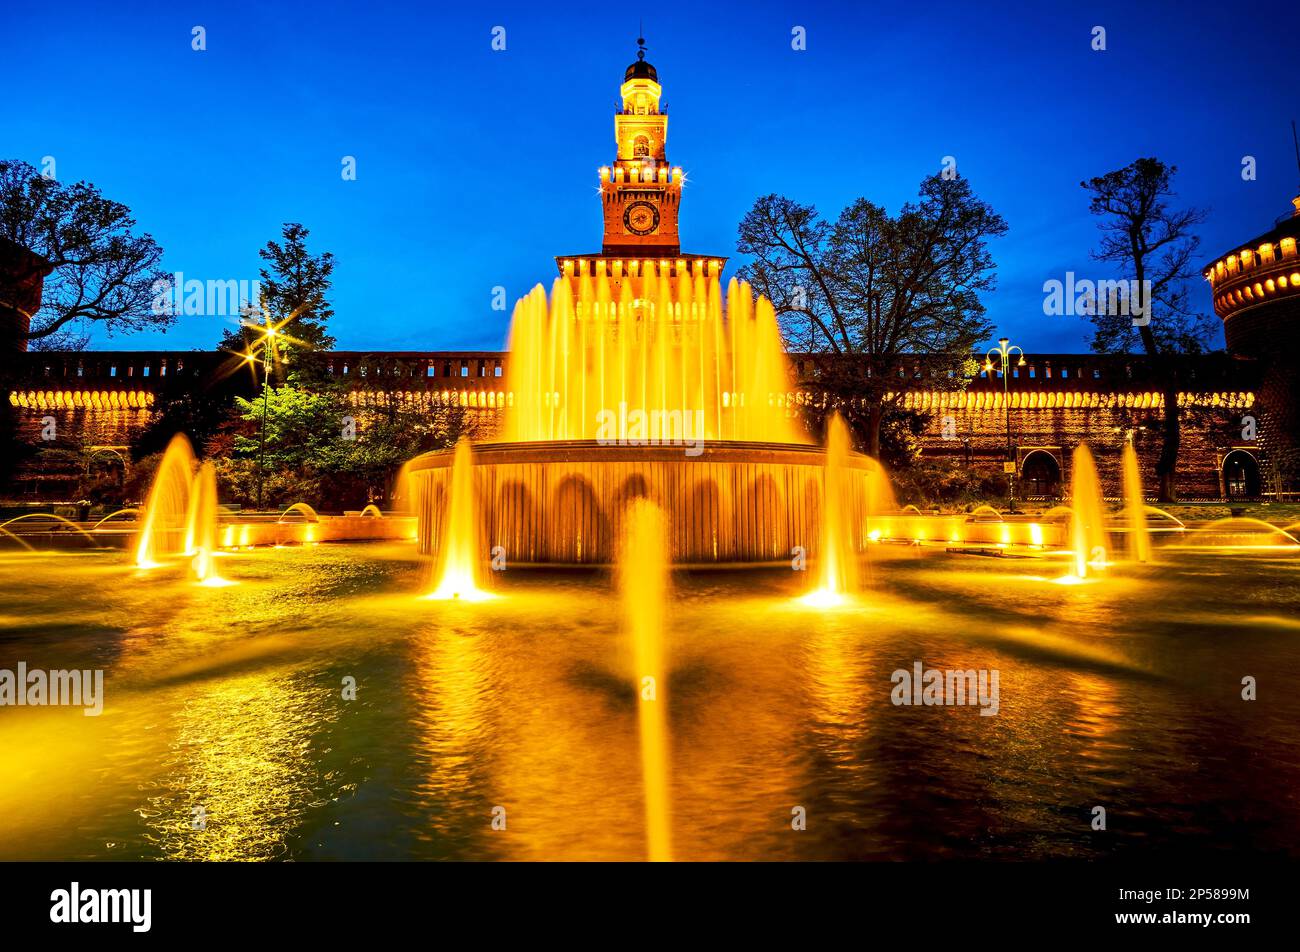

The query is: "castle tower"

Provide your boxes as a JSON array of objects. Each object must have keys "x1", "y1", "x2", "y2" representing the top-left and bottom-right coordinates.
[
  {"x1": 601, "y1": 36, "x2": 680, "y2": 257},
  {"x1": 0, "y1": 236, "x2": 53, "y2": 352},
  {"x1": 1204, "y1": 193, "x2": 1300, "y2": 495},
  {"x1": 555, "y1": 38, "x2": 725, "y2": 288}
]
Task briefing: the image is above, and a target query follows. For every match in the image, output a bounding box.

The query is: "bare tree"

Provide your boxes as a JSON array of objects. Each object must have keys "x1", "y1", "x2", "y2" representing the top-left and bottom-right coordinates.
[
  {"x1": 1082, "y1": 158, "x2": 1217, "y2": 502},
  {"x1": 737, "y1": 173, "x2": 1006, "y2": 457},
  {"x1": 0, "y1": 159, "x2": 168, "y2": 348}
]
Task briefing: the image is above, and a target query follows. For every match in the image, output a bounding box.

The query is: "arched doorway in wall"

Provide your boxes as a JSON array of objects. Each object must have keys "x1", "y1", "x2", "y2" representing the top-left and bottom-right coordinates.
[
  {"x1": 1020, "y1": 449, "x2": 1062, "y2": 498},
  {"x1": 1222, "y1": 449, "x2": 1261, "y2": 499}
]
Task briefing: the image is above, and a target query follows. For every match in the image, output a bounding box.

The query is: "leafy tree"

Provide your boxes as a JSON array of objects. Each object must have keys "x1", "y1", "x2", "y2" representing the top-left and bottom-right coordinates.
[
  {"x1": 208, "y1": 381, "x2": 476, "y2": 510},
  {"x1": 0, "y1": 159, "x2": 168, "y2": 348},
  {"x1": 219, "y1": 223, "x2": 335, "y2": 370},
  {"x1": 737, "y1": 174, "x2": 1006, "y2": 457},
  {"x1": 1082, "y1": 158, "x2": 1217, "y2": 502}
]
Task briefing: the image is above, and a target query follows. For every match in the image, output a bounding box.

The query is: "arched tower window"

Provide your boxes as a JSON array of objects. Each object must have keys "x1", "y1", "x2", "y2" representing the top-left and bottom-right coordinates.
[{"x1": 633, "y1": 135, "x2": 650, "y2": 158}]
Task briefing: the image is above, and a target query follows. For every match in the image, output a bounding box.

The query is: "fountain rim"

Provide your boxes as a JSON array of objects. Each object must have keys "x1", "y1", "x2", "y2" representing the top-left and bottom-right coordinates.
[{"x1": 405, "y1": 439, "x2": 877, "y2": 470}]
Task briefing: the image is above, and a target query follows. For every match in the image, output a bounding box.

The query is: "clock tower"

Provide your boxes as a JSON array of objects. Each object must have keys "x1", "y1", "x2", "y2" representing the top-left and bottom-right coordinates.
[
  {"x1": 600, "y1": 37, "x2": 681, "y2": 256},
  {"x1": 554, "y1": 39, "x2": 725, "y2": 288}
]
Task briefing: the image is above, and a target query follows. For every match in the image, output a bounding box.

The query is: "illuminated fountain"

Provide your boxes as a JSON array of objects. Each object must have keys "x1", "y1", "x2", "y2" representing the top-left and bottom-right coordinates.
[
  {"x1": 0, "y1": 526, "x2": 35, "y2": 551},
  {"x1": 91, "y1": 508, "x2": 139, "y2": 531},
  {"x1": 619, "y1": 499, "x2": 672, "y2": 861},
  {"x1": 409, "y1": 276, "x2": 887, "y2": 566},
  {"x1": 424, "y1": 439, "x2": 492, "y2": 601},
  {"x1": 1178, "y1": 518, "x2": 1300, "y2": 549},
  {"x1": 390, "y1": 459, "x2": 415, "y2": 513},
  {"x1": 132, "y1": 435, "x2": 227, "y2": 582},
  {"x1": 135, "y1": 434, "x2": 200, "y2": 569},
  {"x1": 1068, "y1": 444, "x2": 1108, "y2": 579},
  {"x1": 803, "y1": 414, "x2": 858, "y2": 607},
  {"x1": 277, "y1": 503, "x2": 319, "y2": 523},
  {"x1": 189, "y1": 462, "x2": 228, "y2": 585},
  {"x1": 126, "y1": 434, "x2": 414, "y2": 558},
  {"x1": 503, "y1": 276, "x2": 802, "y2": 445},
  {"x1": 1121, "y1": 443, "x2": 1151, "y2": 563},
  {"x1": 0, "y1": 514, "x2": 99, "y2": 547}
]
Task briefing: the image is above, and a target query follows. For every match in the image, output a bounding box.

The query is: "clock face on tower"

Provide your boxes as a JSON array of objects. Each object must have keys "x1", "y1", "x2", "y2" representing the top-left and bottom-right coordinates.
[{"x1": 623, "y1": 201, "x2": 660, "y2": 236}]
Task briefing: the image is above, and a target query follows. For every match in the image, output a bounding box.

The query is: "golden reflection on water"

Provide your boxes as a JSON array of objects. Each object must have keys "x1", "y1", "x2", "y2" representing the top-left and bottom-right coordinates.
[
  {"x1": 407, "y1": 602, "x2": 650, "y2": 860},
  {"x1": 2, "y1": 544, "x2": 1299, "y2": 860},
  {"x1": 407, "y1": 620, "x2": 499, "y2": 855},
  {"x1": 141, "y1": 670, "x2": 336, "y2": 861}
]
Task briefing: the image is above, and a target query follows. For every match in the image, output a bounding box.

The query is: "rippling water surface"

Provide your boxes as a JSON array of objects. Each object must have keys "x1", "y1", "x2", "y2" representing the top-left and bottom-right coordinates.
[{"x1": 0, "y1": 542, "x2": 1296, "y2": 860}]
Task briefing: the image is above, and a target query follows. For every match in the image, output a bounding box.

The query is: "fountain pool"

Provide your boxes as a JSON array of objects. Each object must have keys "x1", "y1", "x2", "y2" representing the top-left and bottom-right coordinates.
[{"x1": 1, "y1": 538, "x2": 1297, "y2": 861}]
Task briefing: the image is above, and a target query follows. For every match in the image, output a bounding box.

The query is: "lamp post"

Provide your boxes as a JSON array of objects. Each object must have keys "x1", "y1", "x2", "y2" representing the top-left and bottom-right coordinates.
[
  {"x1": 242, "y1": 303, "x2": 279, "y2": 512},
  {"x1": 984, "y1": 337, "x2": 1025, "y2": 509}
]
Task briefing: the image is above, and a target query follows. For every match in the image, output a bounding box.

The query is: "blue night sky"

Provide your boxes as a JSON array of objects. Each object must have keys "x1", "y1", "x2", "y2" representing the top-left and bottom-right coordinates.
[{"x1": 3, "y1": 0, "x2": 1297, "y2": 355}]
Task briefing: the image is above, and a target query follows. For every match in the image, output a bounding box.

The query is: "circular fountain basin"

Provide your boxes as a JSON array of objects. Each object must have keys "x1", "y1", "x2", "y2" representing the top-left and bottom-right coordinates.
[{"x1": 407, "y1": 439, "x2": 887, "y2": 565}]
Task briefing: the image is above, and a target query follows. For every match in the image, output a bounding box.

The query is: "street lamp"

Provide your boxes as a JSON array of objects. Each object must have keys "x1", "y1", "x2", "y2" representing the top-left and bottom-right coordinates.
[
  {"x1": 984, "y1": 336, "x2": 1026, "y2": 510},
  {"x1": 241, "y1": 303, "x2": 280, "y2": 512}
]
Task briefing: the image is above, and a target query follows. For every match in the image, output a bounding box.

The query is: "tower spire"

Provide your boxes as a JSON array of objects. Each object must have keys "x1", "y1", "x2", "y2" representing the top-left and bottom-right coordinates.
[{"x1": 1291, "y1": 119, "x2": 1300, "y2": 193}]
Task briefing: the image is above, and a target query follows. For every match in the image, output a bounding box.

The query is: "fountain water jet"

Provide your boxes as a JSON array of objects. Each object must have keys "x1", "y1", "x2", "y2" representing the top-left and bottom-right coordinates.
[
  {"x1": 804, "y1": 414, "x2": 858, "y2": 607},
  {"x1": 0, "y1": 513, "x2": 100, "y2": 545},
  {"x1": 91, "y1": 508, "x2": 139, "y2": 531},
  {"x1": 1144, "y1": 506, "x2": 1185, "y2": 531},
  {"x1": 425, "y1": 439, "x2": 492, "y2": 601},
  {"x1": 0, "y1": 527, "x2": 36, "y2": 551},
  {"x1": 1122, "y1": 443, "x2": 1151, "y2": 562},
  {"x1": 277, "y1": 503, "x2": 319, "y2": 523},
  {"x1": 862, "y1": 457, "x2": 898, "y2": 543},
  {"x1": 1178, "y1": 518, "x2": 1300, "y2": 549},
  {"x1": 189, "y1": 462, "x2": 229, "y2": 585},
  {"x1": 619, "y1": 498, "x2": 672, "y2": 862},
  {"x1": 135, "y1": 434, "x2": 198, "y2": 568},
  {"x1": 1068, "y1": 444, "x2": 1108, "y2": 578},
  {"x1": 503, "y1": 276, "x2": 803, "y2": 444},
  {"x1": 390, "y1": 460, "x2": 414, "y2": 512}
]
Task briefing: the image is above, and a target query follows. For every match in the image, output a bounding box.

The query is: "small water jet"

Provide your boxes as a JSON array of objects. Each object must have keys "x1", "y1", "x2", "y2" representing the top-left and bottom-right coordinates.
[
  {"x1": 0, "y1": 527, "x2": 36, "y2": 551},
  {"x1": 0, "y1": 513, "x2": 100, "y2": 546},
  {"x1": 1042, "y1": 505, "x2": 1074, "y2": 523},
  {"x1": 619, "y1": 498, "x2": 672, "y2": 862},
  {"x1": 277, "y1": 503, "x2": 319, "y2": 523},
  {"x1": 358, "y1": 504, "x2": 383, "y2": 518},
  {"x1": 1068, "y1": 444, "x2": 1108, "y2": 578},
  {"x1": 1144, "y1": 506, "x2": 1185, "y2": 532},
  {"x1": 1121, "y1": 443, "x2": 1151, "y2": 562},
  {"x1": 90, "y1": 508, "x2": 139, "y2": 531},
  {"x1": 425, "y1": 439, "x2": 492, "y2": 601},
  {"x1": 1178, "y1": 518, "x2": 1300, "y2": 549}
]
